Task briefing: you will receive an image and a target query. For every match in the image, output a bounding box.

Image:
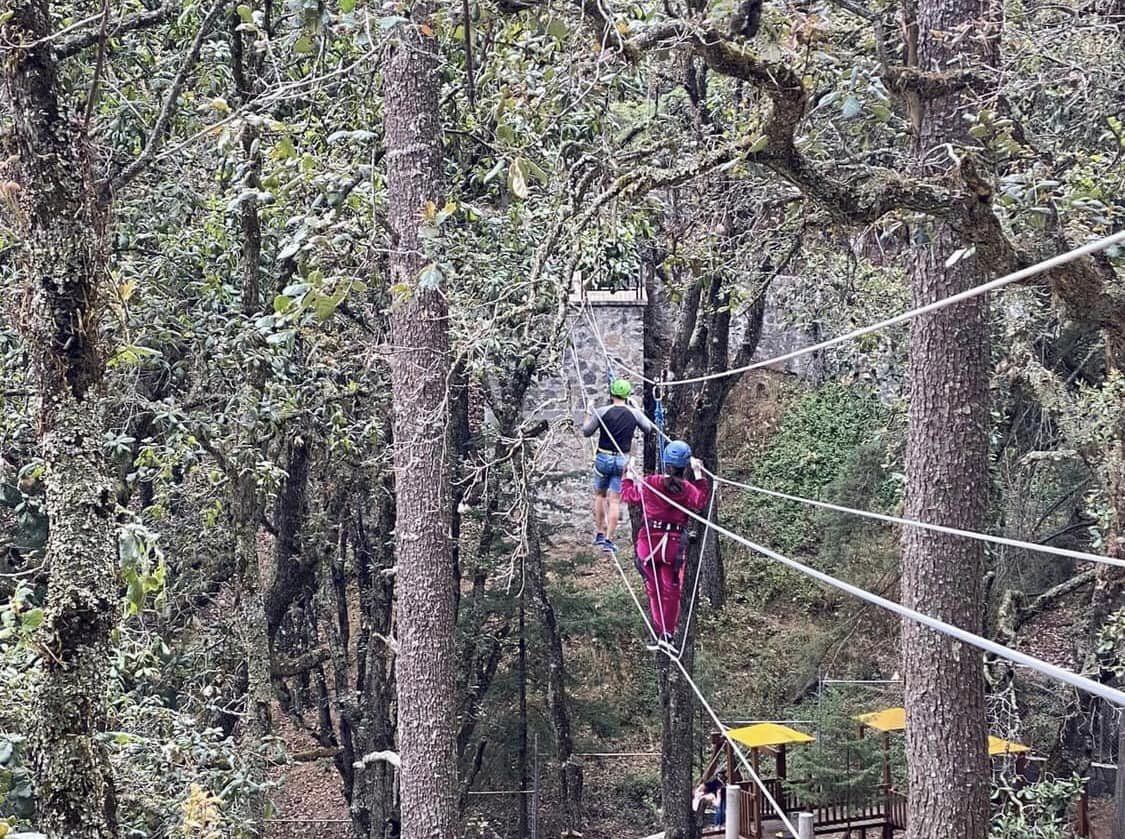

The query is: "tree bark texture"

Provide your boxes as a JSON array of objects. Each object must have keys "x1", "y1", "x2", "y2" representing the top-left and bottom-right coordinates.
[
  {"x1": 901, "y1": 0, "x2": 996, "y2": 831},
  {"x1": 525, "y1": 503, "x2": 583, "y2": 830},
  {"x1": 1, "y1": 2, "x2": 120, "y2": 836},
  {"x1": 901, "y1": 233, "x2": 991, "y2": 839},
  {"x1": 658, "y1": 584, "x2": 700, "y2": 839},
  {"x1": 384, "y1": 8, "x2": 459, "y2": 838}
]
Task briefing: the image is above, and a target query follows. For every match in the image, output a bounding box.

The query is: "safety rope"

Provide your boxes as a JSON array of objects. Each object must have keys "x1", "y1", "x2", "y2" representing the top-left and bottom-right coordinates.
[
  {"x1": 706, "y1": 473, "x2": 1125, "y2": 570},
  {"x1": 677, "y1": 484, "x2": 716, "y2": 659},
  {"x1": 630, "y1": 474, "x2": 1125, "y2": 708},
  {"x1": 653, "y1": 383, "x2": 667, "y2": 472},
  {"x1": 600, "y1": 229, "x2": 1125, "y2": 388}
]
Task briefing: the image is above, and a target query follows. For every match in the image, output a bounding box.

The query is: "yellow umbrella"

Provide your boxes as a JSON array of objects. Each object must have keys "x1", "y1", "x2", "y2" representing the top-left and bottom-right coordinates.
[
  {"x1": 728, "y1": 722, "x2": 815, "y2": 750},
  {"x1": 855, "y1": 706, "x2": 906, "y2": 733}
]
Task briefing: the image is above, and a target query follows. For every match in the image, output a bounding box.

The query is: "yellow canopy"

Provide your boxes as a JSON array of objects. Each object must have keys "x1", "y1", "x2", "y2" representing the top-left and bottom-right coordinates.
[
  {"x1": 988, "y1": 736, "x2": 1031, "y2": 756},
  {"x1": 855, "y1": 708, "x2": 1031, "y2": 756},
  {"x1": 728, "y1": 723, "x2": 815, "y2": 750},
  {"x1": 856, "y1": 706, "x2": 906, "y2": 733}
]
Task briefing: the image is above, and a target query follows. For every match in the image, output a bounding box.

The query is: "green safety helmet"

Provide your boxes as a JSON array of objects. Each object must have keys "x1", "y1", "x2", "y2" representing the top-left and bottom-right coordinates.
[{"x1": 610, "y1": 378, "x2": 633, "y2": 398}]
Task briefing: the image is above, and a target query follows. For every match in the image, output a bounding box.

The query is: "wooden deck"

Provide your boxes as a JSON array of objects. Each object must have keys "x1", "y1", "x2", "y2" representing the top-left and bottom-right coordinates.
[{"x1": 724, "y1": 780, "x2": 907, "y2": 838}]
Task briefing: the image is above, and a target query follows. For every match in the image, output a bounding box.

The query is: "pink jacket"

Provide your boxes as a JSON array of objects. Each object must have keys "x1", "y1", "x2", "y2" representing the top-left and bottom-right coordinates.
[{"x1": 621, "y1": 474, "x2": 710, "y2": 525}]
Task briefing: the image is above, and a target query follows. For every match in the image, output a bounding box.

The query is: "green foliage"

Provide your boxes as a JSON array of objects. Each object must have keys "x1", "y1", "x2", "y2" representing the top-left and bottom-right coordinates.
[
  {"x1": 729, "y1": 382, "x2": 898, "y2": 607},
  {"x1": 990, "y1": 774, "x2": 1085, "y2": 839},
  {"x1": 784, "y1": 692, "x2": 903, "y2": 808}
]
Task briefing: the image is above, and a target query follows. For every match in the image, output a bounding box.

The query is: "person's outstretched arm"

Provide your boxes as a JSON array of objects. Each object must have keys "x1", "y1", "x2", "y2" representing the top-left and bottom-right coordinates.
[
  {"x1": 580, "y1": 406, "x2": 602, "y2": 437},
  {"x1": 684, "y1": 458, "x2": 711, "y2": 509}
]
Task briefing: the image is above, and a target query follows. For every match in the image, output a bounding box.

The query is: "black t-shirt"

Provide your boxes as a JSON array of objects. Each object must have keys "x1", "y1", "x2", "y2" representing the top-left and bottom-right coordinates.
[{"x1": 582, "y1": 404, "x2": 654, "y2": 453}]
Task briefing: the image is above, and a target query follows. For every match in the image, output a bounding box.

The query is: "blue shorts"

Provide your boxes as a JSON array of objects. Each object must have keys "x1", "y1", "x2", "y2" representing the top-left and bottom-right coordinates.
[{"x1": 592, "y1": 452, "x2": 627, "y2": 494}]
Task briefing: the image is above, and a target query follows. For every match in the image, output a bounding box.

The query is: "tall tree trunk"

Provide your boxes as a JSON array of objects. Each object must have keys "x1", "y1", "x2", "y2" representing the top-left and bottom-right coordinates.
[
  {"x1": 524, "y1": 503, "x2": 583, "y2": 830},
  {"x1": 901, "y1": 0, "x2": 996, "y2": 830},
  {"x1": 384, "y1": 9, "x2": 458, "y2": 838},
  {"x1": 657, "y1": 492, "x2": 712, "y2": 839},
  {"x1": 1, "y1": 3, "x2": 119, "y2": 836}
]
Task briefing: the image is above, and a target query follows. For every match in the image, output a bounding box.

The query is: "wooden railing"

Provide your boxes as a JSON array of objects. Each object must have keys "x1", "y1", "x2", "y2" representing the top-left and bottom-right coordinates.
[{"x1": 731, "y1": 780, "x2": 908, "y2": 837}]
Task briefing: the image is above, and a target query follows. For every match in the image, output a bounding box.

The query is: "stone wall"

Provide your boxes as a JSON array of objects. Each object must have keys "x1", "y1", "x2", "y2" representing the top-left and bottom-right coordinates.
[{"x1": 526, "y1": 298, "x2": 646, "y2": 548}]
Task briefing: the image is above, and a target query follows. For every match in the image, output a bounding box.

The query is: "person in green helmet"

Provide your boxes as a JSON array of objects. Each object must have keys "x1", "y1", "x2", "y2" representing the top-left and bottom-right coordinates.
[{"x1": 581, "y1": 377, "x2": 655, "y2": 553}]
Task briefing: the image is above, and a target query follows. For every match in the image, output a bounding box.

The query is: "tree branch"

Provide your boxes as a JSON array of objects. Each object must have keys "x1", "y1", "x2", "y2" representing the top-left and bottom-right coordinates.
[
  {"x1": 104, "y1": 0, "x2": 226, "y2": 199},
  {"x1": 55, "y1": 1, "x2": 180, "y2": 59}
]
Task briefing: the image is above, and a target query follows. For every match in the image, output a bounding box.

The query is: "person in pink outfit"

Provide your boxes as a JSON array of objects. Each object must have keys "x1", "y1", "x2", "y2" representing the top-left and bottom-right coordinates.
[{"x1": 621, "y1": 440, "x2": 710, "y2": 646}]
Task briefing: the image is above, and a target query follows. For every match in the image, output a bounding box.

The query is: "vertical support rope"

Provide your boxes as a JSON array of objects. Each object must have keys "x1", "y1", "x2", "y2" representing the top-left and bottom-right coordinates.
[
  {"x1": 570, "y1": 339, "x2": 659, "y2": 642},
  {"x1": 678, "y1": 485, "x2": 716, "y2": 659}
]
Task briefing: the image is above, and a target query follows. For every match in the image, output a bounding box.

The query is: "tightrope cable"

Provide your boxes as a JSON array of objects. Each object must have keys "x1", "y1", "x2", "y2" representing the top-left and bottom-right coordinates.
[
  {"x1": 633, "y1": 476, "x2": 1125, "y2": 707},
  {"x1": 610, "y1": 229, "x2": 1125, "y2": 388},
  {"x1": 707, "y1": 473, "x2": 1125, "y2": 570}
]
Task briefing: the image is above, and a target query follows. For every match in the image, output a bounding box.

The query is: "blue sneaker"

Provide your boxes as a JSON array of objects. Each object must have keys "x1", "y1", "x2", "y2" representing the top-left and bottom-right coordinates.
[
  {"x1": 594, "y1": 532, "x2": 606, "y2": 546},
  {"x1": 601, "y1": 539, "x2": 617, "y2": 554}
]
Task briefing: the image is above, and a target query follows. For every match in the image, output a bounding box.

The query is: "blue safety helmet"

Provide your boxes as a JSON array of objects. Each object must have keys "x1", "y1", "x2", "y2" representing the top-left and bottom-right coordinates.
[{"x1": 663, "y1": 440, "x2": 692, "y2": 469}]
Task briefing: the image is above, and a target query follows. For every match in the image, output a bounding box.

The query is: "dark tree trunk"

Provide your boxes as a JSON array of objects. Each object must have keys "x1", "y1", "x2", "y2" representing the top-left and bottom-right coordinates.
[
  {"x1": 346, "y1": 494, "x2": 399, "y2": 838},
  {"x1": 1, "y1": 3, "x2": 119, "y2": 835},
  {"x1": 655, "y1": 228, "x2": 793, "y2": 610},
  {"x1": 518, "y1": 592, "x2": 530, "y2": 839},
  {"x1": 525, "y1": 503, "x2": 583, "y2": 829},
  {"x1": 658, "y1": 580, "x2": 701, "y2": 839},
  {"x1": 384, "y1": 8, "x2": 458, "y2": 837},
  {"x1": 266, "y1": 439, "x2": 314, "y2": 650},
  {"x1": 901, "y1": 0, "x2": 996, "y2": 829}
]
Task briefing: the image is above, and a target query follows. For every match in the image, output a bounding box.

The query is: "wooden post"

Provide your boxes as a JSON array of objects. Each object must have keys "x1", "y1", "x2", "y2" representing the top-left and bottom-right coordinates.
[
  {"x1": 1077, "y1": 782, "x2": 1090, "y2": 838},
  {"x1": 881, "y1": 732, "x2": 892, "y2": 839},
  {"x1": 778, "y1": 744, "x2": 787, "y2": 782},
  {"x1": 753, "y1": 748, "x2": 763, "y2": 839},
  {"x1": 725, "y1": 783, "x2": 741, "y2": 839}
]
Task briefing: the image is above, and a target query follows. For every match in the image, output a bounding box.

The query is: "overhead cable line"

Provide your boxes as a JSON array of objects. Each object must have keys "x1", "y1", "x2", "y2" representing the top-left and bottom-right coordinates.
[
  {"x1": 629, "y1": 475, "x2": 1125, "y2": 708},
  {"x1": 583, "y1": 306, "x2": 1125, "y2": 571},
  {"x1": 708, "y1": 473, "x2": 1125, "y2": 570},
  {"x1": 605, "y1": 229, "x2": 1125, "y2": 388}
]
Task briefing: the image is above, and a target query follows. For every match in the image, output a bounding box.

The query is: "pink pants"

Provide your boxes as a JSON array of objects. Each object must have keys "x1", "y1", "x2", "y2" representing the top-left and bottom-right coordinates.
[{"x1": 635, "y1": 529, "x2": 686, "y2": 637}]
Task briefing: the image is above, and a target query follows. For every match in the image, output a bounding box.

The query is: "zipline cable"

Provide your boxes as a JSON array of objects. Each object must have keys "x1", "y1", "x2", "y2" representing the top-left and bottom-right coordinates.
[
  {"x1": 600, "y1": 229, "x2": 1125, "y2": 388},
  {"x1": 593, "y1": 321, "x2": 1125, "y2": 572},
  {"x1": 707, "y1": 473, "x2": 1125, "y2": 570},
  {"x1": 629, "y1": 474, "x2": 1125, "y2": 708}
]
